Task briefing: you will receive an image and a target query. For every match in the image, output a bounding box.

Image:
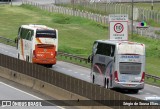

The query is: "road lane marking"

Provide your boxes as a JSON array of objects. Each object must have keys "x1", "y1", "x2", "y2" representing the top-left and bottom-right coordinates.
[
  {"x1": 0, "y1": 82, "x2": 65, "y2": 109},
  {"x1": 62, "y1": 68, "x2": 66, "y2": 70},
  {"x1": 80, "y1": 74, "x2": 84, "y2": 76},
  {"x1": 68, "y1": 69, "x2": 72, "y2": 72}
]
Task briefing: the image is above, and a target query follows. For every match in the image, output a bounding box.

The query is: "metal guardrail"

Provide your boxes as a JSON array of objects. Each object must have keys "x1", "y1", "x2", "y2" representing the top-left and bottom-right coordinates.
[
  {"x1": 58, "y1": 51, "x2": 88, "y2": 64},
  {"x1": 0, "y1": 36, "x2": 16, "y2": 46},
  {"x1": 146, "y1": 74, "x2": 160, "y2": 82},
  {"x1": 0, "y1": 36, "x2": 160, "y2": 83}
]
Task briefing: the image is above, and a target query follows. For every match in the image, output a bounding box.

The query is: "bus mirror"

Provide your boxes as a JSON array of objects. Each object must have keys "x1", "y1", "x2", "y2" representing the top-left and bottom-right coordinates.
[
  {"x1": 88, "y1": 55, "x2": 93, "y2": 63},
  {"x1": 15, "y1": 37, "x2": 18, "y2": 43},
  {"x1": 114, "y1": 57, "x2": 115, "y2": 62}
]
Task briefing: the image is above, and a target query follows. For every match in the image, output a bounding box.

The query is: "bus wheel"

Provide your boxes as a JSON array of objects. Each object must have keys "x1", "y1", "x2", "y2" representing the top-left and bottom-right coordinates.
[
  {"x1": 104, "y1": 79, "x2": 109, "y2": 89},
  {"x1": 26, "y1": 56, "x2": 29, "y2": 62},
  {"x1": 132, "y1": 90, "x2": 139, "y2": 94},
  {"x1": 47, "y1": 64, "x2": 53, "y2": 68},
  {"x1": 92, "y1": 75, "x2": 95, "y2": 84},
  {"x1": 18, "y1": 53, "x2": 19, "y2": 59}
]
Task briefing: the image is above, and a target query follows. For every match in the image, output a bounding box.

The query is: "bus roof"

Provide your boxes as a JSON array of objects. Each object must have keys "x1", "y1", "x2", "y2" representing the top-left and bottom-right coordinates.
[
  {"x1": 20, "y1": 24, "x2": 56, "y2": 31},
  {"x1": 95, "y1": 40, "x2": 145, "y2": 55}
]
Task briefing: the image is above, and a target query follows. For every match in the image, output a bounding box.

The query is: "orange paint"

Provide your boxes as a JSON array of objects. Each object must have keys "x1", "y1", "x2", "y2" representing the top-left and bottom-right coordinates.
[
  {"x1": 20, "y1": 39, "x2": 25, "y2": 60},
  {"x1": 32, "y1": 44, "x2": 56, "y2": 65},
  {"x1": 36, "y1": 38, "x2": 42, "y2": 44}
]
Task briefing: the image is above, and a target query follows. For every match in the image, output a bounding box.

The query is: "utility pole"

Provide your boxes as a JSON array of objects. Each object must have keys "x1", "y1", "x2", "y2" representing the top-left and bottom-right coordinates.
[
  {"x1": 10, "y1": 0, "x2": 12, "y2": 6},
  {"x1": 131, "y1": 0, "x2": 134, "y2": 38},
  {"x1": 151, "y1": 0, "x2": 154, "y2": 10}
]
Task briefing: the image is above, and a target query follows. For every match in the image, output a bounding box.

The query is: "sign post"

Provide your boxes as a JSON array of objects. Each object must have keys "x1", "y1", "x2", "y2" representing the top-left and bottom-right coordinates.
[{"x1": 109, "y1": 14, "x2": 128, "y2": 41}]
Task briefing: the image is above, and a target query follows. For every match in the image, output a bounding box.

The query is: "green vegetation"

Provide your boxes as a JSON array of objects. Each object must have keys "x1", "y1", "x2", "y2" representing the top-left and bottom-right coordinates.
[{"x1": 0, "y1": 4, "x2": 160, "y2": 79}]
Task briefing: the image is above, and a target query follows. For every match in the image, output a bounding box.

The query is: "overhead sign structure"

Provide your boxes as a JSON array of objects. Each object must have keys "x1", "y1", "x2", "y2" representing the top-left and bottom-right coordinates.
[{"x1": 109, "y1": 14, "x2": 128, "y2": 41}]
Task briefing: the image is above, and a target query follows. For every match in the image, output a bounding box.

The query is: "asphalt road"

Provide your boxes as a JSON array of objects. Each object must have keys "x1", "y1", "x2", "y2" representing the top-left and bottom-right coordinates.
[
  {"x1": 0, "y1": 76, "x2": 66, "y2": 109},
  {"x1": 0, "y1": 43, "x2": 160, "y2": 101}
]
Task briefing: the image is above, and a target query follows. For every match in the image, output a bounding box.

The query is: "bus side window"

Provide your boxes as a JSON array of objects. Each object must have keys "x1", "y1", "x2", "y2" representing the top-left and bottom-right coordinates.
[{"x1": 26, "y1": 31, "x2": 32, "y2": 40}]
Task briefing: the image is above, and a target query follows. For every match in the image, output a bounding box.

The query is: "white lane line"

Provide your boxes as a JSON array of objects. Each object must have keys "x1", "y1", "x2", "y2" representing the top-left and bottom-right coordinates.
[
  {"x1": 0, "y1": 82, "x2": 42, "y2": 100},
  {"x1": 80, "y1": 74, "x2": 84, "y2": 76},
  {"x1": 68, "y1": 69, "x2": 72, "y2": 72},
  {"x1": 5, "y1": 51, "x2": 8, "y2": 53},
  {"x1": 74, "y1": 72, "x2": 78, "y2": 74},
  {"x1": 0, "y1": 82, "x2": 65, "y2": 109},
  {"x1": 62, "y1": 68, "x2": 66, "y2": 70},
  {"x1": 152, "y1": 95, "x2": 158, "y2": 97}
]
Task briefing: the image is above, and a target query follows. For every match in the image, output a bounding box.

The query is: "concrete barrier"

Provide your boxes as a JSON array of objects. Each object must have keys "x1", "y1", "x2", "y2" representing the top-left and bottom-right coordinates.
[{"x1": 0, "y1": 66, "x2": 111, "y2": 109}]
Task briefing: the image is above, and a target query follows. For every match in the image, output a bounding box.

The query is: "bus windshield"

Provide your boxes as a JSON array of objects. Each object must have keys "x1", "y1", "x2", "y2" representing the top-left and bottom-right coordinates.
[
  {"x1": 118, "y1": 44, "x2": 144, "y2": 55},
  {"x1": 36, "y1": 30, "x2": 56, "y2": 38}
]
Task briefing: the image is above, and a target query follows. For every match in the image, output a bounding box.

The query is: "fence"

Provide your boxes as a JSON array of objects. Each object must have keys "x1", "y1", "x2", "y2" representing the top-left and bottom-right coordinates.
[
  {"x1": 22, "y1": 0, "x2": 160, "y2": 39},
  {"x1": 56, "y1": 0, "x2": 160, "y2": 23},
  {"x1": 0, "y1": 53, "x2": 157, "y2": 109}
]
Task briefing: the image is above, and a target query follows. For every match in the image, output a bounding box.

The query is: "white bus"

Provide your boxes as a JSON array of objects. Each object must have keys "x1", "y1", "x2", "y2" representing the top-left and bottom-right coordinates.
[
  {"x1": 89, "y1": 40, "x2": 145, "y2": 93},
  {"x1": 15, "y1": 24, "x2": 58, "y2": 67}
]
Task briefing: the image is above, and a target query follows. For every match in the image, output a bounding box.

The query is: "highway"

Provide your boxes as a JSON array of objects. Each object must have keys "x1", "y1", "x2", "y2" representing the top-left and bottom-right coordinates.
[
  {"x1": 0, "y1": 0, "x2": 159, "y2": 108},
  {"x1": 0, "y1": 76, "x2": 66, "y2": 109},
  {"x1": 0, "y1": 43, "x2": 160, "y2": 101}
]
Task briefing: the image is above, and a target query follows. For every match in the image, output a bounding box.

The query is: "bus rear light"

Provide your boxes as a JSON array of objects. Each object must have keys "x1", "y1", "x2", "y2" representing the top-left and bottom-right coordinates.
[
  {"x1": 140, "y1": 72, "x2": 145, "y2": 82},
  {"x1": 114, "y1": 71, "x2": 119, "y2": 82}
]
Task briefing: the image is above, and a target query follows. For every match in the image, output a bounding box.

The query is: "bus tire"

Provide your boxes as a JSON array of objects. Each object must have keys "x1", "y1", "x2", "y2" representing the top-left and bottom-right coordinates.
[
  {"x1": 26, "y1": 56, "x2": 29, "y2": 62},
  {"x1": 18, "y1": 53, "x2": 19, "y2": 59},
  {"x1": 133, "y1": 89, "x2": 139, "y2": 94},
  {"x1": 92, "y1": 75, "x2": 95, "y2": 84},
  {"x1": 47, "y1": 64, "x2": 53, "y2": 68},
  {"x1": 104, "y1": 79, "x2": 109, "y2": 89}
]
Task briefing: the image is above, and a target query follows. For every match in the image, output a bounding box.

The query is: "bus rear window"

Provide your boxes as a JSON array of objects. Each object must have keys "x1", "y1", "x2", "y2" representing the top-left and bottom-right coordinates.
[
  {"x1": 119, "y1": 62, "x2": 141, "y2": 75},
  {"x1": 36, "y1": 30, "x2": 56, "y2": 38}
]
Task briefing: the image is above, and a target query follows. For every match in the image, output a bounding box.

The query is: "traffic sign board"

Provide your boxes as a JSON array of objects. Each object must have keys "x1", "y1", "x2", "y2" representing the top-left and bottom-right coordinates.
[
  {"x1": 109, "y1": 14, "x2": 128, "y2": 41},
  {"x1": 114, "y1": 23, "x2": 124, "y2": 33}
]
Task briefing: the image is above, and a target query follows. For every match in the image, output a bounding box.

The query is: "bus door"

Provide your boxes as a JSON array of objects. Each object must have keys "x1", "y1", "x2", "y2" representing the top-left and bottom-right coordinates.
[
  {"x1": 105, "y1": 57, "x2": 114, "y2": 88},
  {"x1": 93, "y1": 63, "x2": 106, "y2": 85}
]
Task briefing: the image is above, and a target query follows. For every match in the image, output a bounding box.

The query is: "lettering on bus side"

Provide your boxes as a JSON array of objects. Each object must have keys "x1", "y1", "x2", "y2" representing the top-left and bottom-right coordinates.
[{"x1": 121, "y1": 55, "x2": 140, "y2": 59}]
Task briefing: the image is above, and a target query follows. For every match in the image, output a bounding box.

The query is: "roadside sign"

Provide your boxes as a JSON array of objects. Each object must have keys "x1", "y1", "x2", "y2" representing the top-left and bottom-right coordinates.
[{"x1": 109, "y1": 14, "x2": 128, "y2": 41}]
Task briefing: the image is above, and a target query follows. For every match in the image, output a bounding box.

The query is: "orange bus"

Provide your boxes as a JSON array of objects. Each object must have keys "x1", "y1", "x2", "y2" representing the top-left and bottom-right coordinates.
[{"x1": 16, "y1": 24, "x2": 58, "y2": 67}]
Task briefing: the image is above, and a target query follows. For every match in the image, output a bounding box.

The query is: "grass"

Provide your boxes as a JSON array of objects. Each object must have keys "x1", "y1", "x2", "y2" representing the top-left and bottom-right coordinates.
[
  {"x1": 0, "y1": 4, "x2": 160, "y2": 79},
  {"x1": 0, "y1": 5, "x2": 107, "y2": 57}
]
